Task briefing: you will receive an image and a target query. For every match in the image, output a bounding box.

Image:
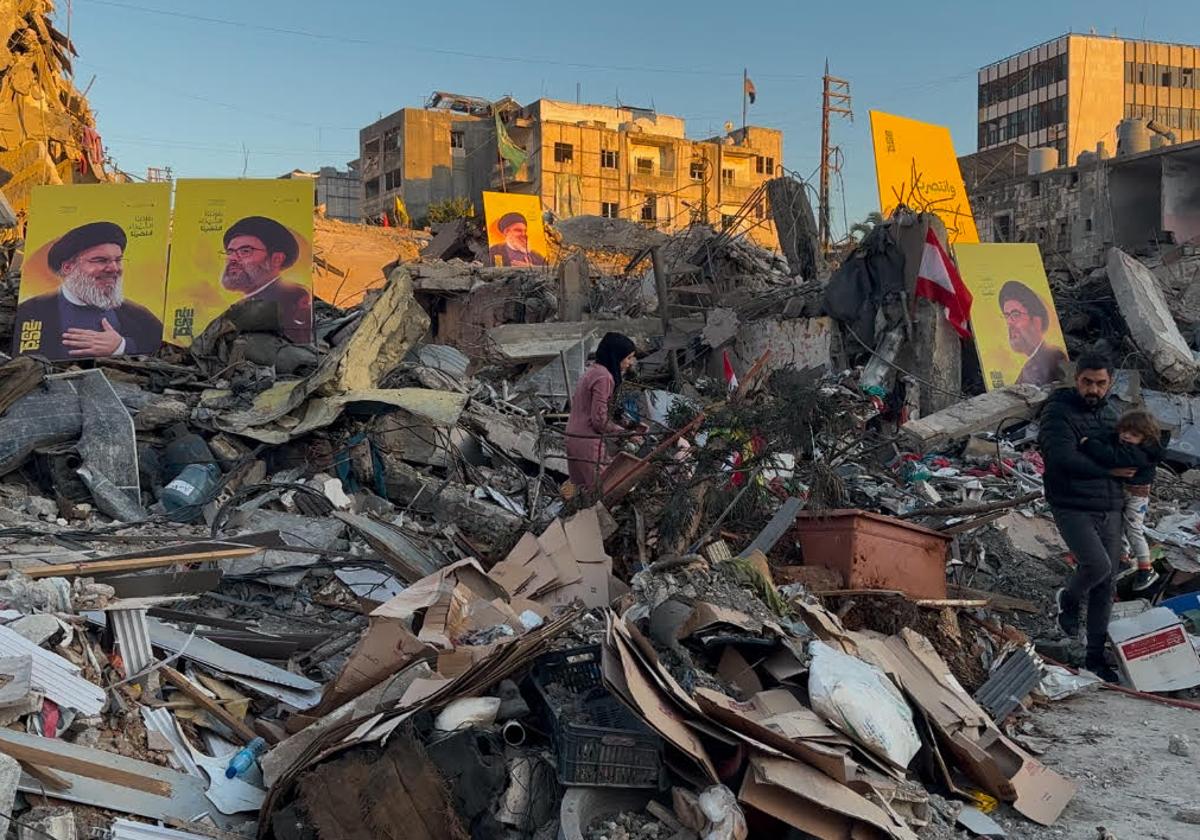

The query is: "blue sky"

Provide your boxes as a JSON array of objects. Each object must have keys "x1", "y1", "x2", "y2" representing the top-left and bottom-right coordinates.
[{"x1": 64, "y1": 0, "x2": 1195, "y2": 237}]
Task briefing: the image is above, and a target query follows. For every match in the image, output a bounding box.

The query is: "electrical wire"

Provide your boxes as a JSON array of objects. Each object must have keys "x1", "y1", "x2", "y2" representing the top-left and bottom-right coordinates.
[{"x1": 82, "y1": 1, "x2": 813, "y2": 81}]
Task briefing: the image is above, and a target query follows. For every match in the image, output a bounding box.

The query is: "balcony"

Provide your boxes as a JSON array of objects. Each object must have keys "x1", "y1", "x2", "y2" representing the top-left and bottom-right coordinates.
[
  {"x1": 491, "y1": 162, "x2": 533, "y2": 189},
  {"x1": 719, "y1": 181, "x2": 759, "y2": 205},
  {"x1": 628, "y1": 167, "x2": 676, "y2": 193}
]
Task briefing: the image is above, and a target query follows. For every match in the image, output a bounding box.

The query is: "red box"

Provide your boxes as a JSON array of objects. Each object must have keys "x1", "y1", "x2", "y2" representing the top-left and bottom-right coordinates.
[{"x1": 792, "y1": 510, "x2": 950, "y2": 599}]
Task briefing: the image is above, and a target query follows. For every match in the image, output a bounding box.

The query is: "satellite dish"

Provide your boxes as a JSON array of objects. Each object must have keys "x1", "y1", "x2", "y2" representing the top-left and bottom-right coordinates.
[{"x1": 723, "y1": 121, "x2": 734, "y2": 133}]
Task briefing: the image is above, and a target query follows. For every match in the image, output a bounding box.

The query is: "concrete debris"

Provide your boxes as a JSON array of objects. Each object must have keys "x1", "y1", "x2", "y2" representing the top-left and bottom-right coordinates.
[
  {"x1": 0, "y1": 174, "x2": 1194, "y2": 840},
  {"x1": 1107, "y1": 248, "x2": 1200, "y2": 390}
]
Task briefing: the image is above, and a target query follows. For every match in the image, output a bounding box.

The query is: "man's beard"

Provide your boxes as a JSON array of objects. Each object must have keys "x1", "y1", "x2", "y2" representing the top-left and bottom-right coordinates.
[
  {"x1": 222, "y1": 262, "x2": 274, "y2": 293},
  {"x1": 62, "y1": 265, "x2": 124, "y2": 310}
]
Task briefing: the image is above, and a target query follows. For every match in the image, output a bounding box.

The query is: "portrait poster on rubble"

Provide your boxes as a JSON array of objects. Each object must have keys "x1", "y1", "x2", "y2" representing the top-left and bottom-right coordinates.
[
  {"x1": 955, "y1": 243, "x2": 1069, "y2": 390},
  {"x1": 13, "y1": 183, "x2": 170, "y2": 361},
  {"x1": 869, "y1": 111, "x2": 979, "y2": 245},
  {"x1": 482, "y1": 190, "x2": 549, "y2": 268},
  {"x1": 164, "y1": 178, "x2": 314, "y2": 347}
]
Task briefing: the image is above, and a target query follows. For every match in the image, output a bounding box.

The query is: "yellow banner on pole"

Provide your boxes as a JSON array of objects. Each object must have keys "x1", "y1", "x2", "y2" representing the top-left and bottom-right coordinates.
[{"x1": 869, "y1": 111, "x2": 979, "y2": 245}]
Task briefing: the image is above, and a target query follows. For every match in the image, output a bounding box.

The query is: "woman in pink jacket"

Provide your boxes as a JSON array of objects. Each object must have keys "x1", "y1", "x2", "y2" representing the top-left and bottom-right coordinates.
[{"x1": 565, "y1": 332, "x2": 637, "y2": 492}]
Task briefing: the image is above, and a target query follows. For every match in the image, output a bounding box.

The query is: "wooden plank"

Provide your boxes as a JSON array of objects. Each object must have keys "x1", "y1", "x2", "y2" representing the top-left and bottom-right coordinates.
[
  {"x1": 0, "y1": 735, "x2": 170, "y2": 796},
  {"x1": 11, "y1": 547, "x2": 260, "y2": 580},
  {"x1": 18, "y1": 760, "x2": 73, "y2": 792},
  {"x1": 160, "y1": 665, "x2": 261, "y2": 745}
]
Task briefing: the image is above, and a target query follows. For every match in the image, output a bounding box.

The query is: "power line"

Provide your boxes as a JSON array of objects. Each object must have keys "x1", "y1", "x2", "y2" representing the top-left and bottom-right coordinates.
[{"x1": 82, "y1": 0, "x2": 813, "y2": 81}]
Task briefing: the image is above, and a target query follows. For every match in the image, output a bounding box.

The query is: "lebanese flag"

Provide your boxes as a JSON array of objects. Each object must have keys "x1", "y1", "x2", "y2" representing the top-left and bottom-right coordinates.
[
  {"x1": 722, "y1": 350, "x2": 739, "y2": 393},
  {"x1": 915, "y1": 228, "x2": 973, "y2": 338}
]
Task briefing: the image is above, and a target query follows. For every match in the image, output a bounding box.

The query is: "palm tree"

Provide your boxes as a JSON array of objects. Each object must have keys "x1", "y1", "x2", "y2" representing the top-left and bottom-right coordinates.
[{"x1": 849, "y1": 211, "x2": 885, "y2": 241}]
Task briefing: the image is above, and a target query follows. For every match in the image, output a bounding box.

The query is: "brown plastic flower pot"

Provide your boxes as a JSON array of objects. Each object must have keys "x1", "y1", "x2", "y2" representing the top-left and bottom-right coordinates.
[{"x1": 792, "y1": 510, "x2": 950, "y2": 599}]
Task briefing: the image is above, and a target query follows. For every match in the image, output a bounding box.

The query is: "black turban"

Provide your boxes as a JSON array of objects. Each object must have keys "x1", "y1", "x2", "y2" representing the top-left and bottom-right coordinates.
[
  {"x1": 48, "y1": 222, "x2": 127, "y2": 273},
  {"x1": 497, "y1": 212, "x2": 527, "y2": 232},
  {"x1": 223, "y1": 216, "x2": 299, "y2": 268}
]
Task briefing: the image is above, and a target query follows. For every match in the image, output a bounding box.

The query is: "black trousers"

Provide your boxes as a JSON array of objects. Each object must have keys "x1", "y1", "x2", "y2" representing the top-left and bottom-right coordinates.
[{"x1": 1051, "y1": 507, "x2": 1123, "y2": 659}]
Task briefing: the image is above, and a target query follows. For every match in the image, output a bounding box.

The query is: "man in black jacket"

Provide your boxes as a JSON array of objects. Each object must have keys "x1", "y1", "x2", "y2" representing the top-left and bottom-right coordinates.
[{"x1": 1038, "y1": 352, "x2": 1135, "y2": 682}]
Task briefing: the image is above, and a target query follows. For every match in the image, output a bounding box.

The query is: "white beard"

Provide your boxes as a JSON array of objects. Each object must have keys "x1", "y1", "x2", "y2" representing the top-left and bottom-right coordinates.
[{"x1": 62, "y1": 264, "x2": 124, "y2": 310}]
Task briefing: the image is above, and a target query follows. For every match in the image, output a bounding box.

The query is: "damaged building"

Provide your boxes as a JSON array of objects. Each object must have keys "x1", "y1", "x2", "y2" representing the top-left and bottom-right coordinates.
[
  {"x1": 359, "y1": 91, "x2": 783, "y2": 247},
  {"x1": 961, "y1": 127, "x2": 1200, "y2": 268}
]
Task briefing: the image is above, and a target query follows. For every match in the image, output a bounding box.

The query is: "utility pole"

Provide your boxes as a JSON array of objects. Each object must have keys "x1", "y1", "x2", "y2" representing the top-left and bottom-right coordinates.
[{"x1": 819, "y1": 59, "x2": 852, "y2": 251}]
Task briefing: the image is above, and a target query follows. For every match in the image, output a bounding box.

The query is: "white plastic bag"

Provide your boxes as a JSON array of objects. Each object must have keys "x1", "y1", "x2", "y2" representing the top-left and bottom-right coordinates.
[{"x1": 807, "y1": 640, "x2": 920, "y2": 767}]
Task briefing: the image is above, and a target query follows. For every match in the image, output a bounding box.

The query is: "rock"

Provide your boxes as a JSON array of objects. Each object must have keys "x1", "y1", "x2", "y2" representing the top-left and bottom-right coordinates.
[
  {"x1": 1168, "y1": 733, "x2": 1191, "y2": 756},
  {"x1": 24, "y1": 496, "x2": 58, "y2": 519},
  {"x1": 1176, "y1": 808, "x2": 1200, "y2": 825},
  {"x1": 17, "y1": 806, "x2": 75, "y2": 840}
]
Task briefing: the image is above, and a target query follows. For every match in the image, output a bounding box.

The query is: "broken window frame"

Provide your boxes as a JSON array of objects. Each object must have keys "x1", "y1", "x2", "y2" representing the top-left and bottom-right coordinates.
[
  {"x1": 720, "y1": 168, "x2": 735, "y2": 187},
  {"x1": 601, "y1": 201, "x2": 619, "y2": 219},
  {"x1": 689, "y1": 160, "x2": 706, "y2": 182},
  {"x1": 640, "y1": 195, "x2": 656, "y2": 222},
  {"x1": 450, "y1": 131, "x2": 465, "y2": 150},
  {"x1": 635, "y1": 157, "x2": 654, "y2": 175},
  {"x1": 553, "y1": 142, "x2": 574, "y2": 164},
  {"x1": 600, "y1": 149, "x2": 618, "y2": 169}
]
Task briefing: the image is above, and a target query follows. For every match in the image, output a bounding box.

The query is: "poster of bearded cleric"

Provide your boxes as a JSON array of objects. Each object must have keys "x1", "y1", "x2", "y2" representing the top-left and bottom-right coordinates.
[
  {"x1": 164, "y1": 179, "x2": 314, "y2": 346},
  {"x1": 482, "y1": 191, "x2": 549, "y2": 268},
  {"x1": 955, "y1": 243, "x2": 1069, "y2": 391},
  {"x1": 13, "y1": 183, "x2": 170, "y2": 361}
]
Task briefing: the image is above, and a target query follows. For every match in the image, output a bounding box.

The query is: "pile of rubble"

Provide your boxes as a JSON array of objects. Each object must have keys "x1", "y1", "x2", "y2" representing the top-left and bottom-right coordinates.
[{"x1": 0, "y1": 194, "x2": 1195, "y2": 840}]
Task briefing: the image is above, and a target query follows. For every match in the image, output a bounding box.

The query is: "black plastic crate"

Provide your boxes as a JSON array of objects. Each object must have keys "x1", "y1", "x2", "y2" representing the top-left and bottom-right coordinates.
[{"x1": 528, "y1": 645, "x2": 662, "y2": 788}]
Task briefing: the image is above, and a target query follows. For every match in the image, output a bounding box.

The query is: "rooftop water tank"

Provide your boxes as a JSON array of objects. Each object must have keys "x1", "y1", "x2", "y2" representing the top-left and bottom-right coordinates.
[
  {"x1": 1028, "y1": 147, "x2": 1058, "y2": 175},
  {"x1": 1077, "y1": 150, "x2": 1097, "y2": 167},
  {"x1": 1117, "y1": 119, "x2": 1151, "y2": 157}
]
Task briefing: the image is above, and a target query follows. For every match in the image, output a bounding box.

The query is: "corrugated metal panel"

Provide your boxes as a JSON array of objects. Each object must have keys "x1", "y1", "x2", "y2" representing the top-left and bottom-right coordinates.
[
  {"x1": 412, "y1": 343, "x2": 470, "y2": 378},
  {"x1": 111, "y1": 820, "x2": 213, "y2": 840},
  {"x1": 139, "y1": 707, "x2": 202, "y2": 778},
  {"x1": 111, "y1": 608, "x2": 154, "y2": 676},
  {"x1": 0, "y1": 624, "x2": 105, "y2": 715},
  {"x1": 145, "y1": 618, "x2": 319, "y2": 691}
]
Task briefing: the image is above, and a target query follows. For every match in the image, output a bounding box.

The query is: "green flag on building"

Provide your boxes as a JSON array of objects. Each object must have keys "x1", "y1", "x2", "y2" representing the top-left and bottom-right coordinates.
[{"x1": 495, "y1": 112, "x2": 527, "y2": 177}]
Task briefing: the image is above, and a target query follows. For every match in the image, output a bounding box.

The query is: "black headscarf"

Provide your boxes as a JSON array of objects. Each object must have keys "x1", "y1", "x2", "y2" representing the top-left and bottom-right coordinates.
[{"x1": 594, "y1": 332, "x2": 637, "y2": 391}]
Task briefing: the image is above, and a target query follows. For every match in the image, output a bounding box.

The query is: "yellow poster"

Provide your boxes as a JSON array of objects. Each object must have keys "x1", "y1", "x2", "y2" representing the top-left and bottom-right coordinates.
[
  {"x1": 955, "y1": 243, "x2": 1068, "y2": 391},
  {"x1": 482, "y1": 191, "x2": 549, "y2": 267},
  {"x1": 164, "y1": 179, "x2": 314, "y2": 346},
  {"x1": 13, "y1": 183, "x2": 170, "y2": 361},
  {"x1": 869, "y1": 111, "x2": 979, "y2": 245}
]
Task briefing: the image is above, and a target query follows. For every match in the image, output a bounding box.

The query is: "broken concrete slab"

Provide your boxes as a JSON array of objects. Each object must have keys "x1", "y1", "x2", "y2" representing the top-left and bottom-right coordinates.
[
  {"x1": 0, "y1": 753, "x2": 19, "y2": 836},
  {"x1": 1107, "y1": 248, "x2": 1199, "y2": 390},
  {"x1": 487, "y1": 317, "x2": 703, "y2": 362},
  {"x1": 731, "y1": 316, "x2": 834, "y2": 374},
  {"x1": 901, "y1": 385, "x2": 1048, "y2": 453}
]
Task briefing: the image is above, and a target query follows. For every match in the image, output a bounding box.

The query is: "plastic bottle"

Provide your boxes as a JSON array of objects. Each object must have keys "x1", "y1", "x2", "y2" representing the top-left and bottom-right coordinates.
[
  {"x1": 161, "y1": 463, "x2": 222, "y2": 522},
  {"x1": 225, "y1": 737, "x2": 267, "y2": 779},
  {"x1": 163, "y1": 424, "x2": 216, "y2": 483}
]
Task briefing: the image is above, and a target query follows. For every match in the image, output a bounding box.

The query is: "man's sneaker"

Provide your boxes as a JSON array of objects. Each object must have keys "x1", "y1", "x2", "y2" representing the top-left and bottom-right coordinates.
[
  {"x1": 1053, "y1": 588, "x2": 1079, "y2": 638},
  {"x1": 1131, "y1": 568, "x2": 1160, "y2": 592},
  {"x1": 1115, "y1": 557, "x2": 1137, "y2": 582},
  {"x1": 1084, "y1": 659, "x2": 1121, "y2": 684}
]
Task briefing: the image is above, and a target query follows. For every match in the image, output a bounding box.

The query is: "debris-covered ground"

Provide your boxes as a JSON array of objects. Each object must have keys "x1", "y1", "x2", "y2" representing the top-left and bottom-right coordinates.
[{"x1": 0, "y1": 75, "x2": 1196, "y2": 835}]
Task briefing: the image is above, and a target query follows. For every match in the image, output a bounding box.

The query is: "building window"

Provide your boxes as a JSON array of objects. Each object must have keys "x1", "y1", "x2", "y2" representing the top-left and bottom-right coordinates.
[
  {"x1": 1030, "y1": 179, "x2": 1040, "y2": 198},
  {"x1": 755, "y1": 156, "x2": 775, "y2": 175},
  {"x1": 753, "y1": 201, "x2": 764, "y2": 220},
  {"x1": 721, "y1": 168, "x2": 735, "y2": 186},
  {"x1": 1085, "y1": 218, "x2": 1093, "y2": 232},
  {"x1": 1069, "y1": 171, "x2": 1079, "y2": 186},
  {"x1": 993, "y1": 214, "x2": 1012, "y2": 243},
  {"x1": 385, "y1": 168, "x2": 402, "y2": 191},
  {"x1": 689, "y1": 161, "x2": 706, "y2": 181},
  {"x1": 721, "y1": 213, "x2": 736, "y2": 230},
  {"x1": 635, "y1": 157, "x2": 654, "y2": 175},
  {"x1": 385, "y1": 129, "x2": 401, "y2": 151},
  {"x1": 640, "y1": 195, "x2": 656, "y2": 222},
  {"x1": 601, "y1": 201, "x2": 618, "y2": 219},
  {"x1": 553, "y1": 142, "x2": 574, "y2": 163},
  {"x1": 450, "y1": 131, "x2": 465, "y2": 149},
  {"x1": 1162, "y1": 69, "x2": 1174, "y2": 87},
  {"x1": 600, "y1": 149, "x2": 618, "y2": 169}
]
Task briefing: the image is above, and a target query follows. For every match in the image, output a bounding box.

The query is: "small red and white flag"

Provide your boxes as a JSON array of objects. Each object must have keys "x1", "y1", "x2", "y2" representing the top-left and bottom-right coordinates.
[
  {"x1": 915, "y1": 228, "x2": 973, "y2": 338},
  {"x1": 722, "y1": 350, "x2": 739, "y2": 393}
]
